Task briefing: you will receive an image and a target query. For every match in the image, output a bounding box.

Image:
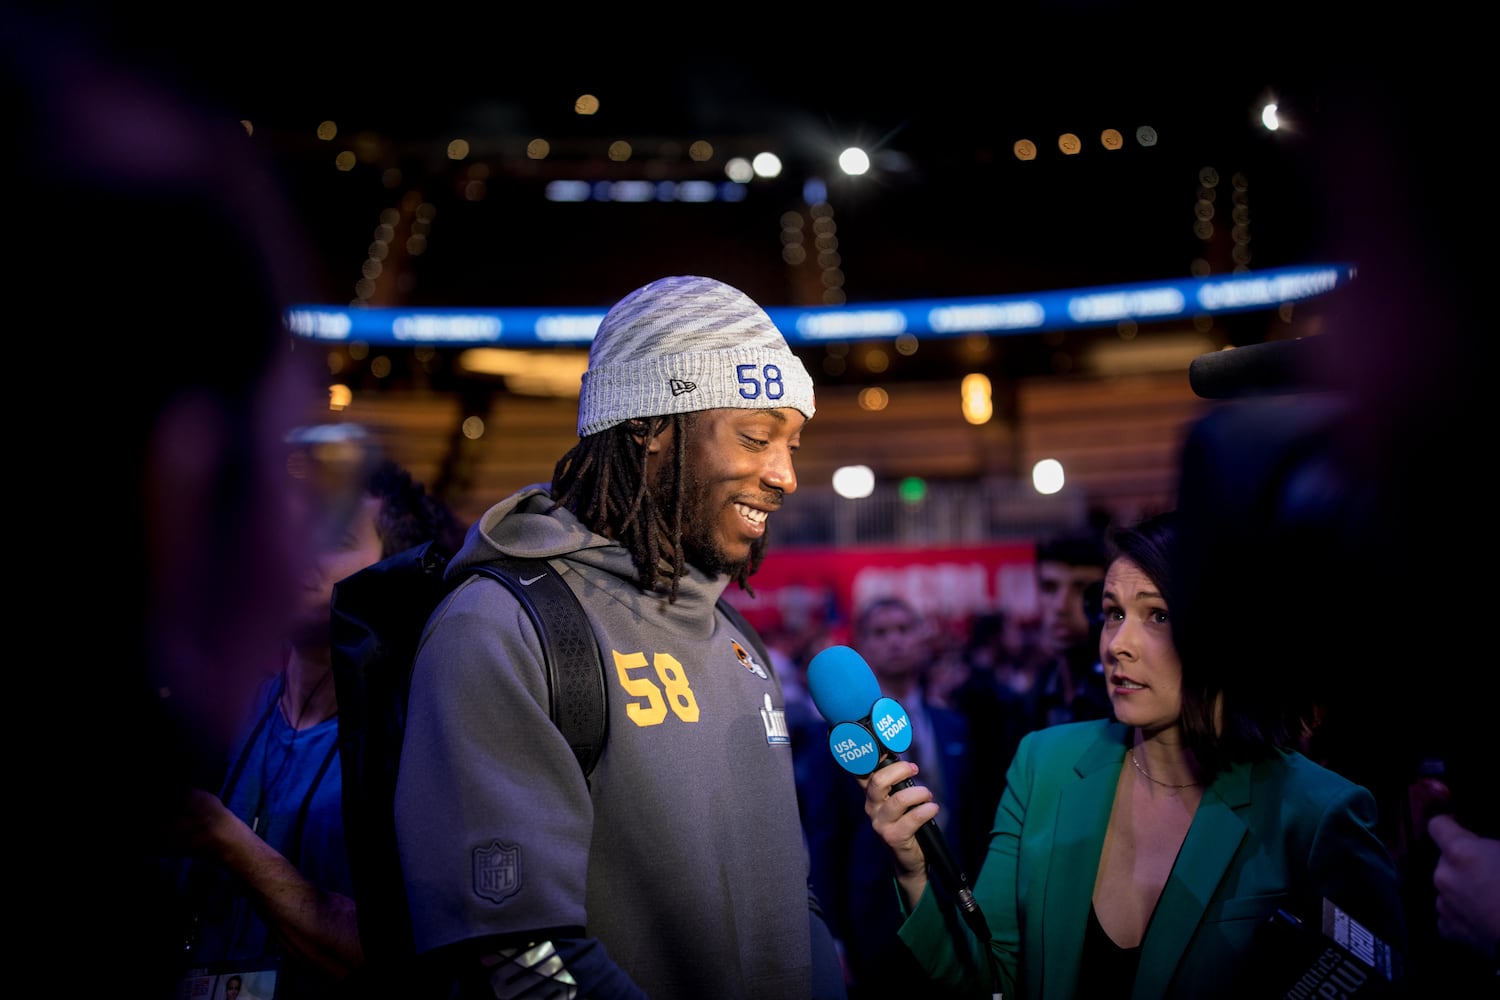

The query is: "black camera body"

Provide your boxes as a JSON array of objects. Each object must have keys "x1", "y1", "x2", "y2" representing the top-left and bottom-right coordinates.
[{"x1": 1174, "y1": 342, "x2": 1494, "y2": 992}]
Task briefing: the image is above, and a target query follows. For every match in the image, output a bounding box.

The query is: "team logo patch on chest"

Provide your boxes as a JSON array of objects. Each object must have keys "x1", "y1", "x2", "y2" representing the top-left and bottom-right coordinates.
[
  {"x1": 733, "y1": 639, "x2": 769, "y2": 679},
  {"x1": 473, "y1": 839, "x2": 522, "y2": 904}
]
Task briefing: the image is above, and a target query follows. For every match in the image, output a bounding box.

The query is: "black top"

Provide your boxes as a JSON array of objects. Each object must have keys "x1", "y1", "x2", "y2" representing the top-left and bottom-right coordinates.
[{"x1": 1077, "y1": 904, "x2": 1141, "y2": 996}]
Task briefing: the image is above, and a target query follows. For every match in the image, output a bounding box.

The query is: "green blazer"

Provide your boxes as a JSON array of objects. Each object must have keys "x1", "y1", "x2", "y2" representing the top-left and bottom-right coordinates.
[{"x1": 898, "y1": 719, "x2": 1406, "y2": 999}]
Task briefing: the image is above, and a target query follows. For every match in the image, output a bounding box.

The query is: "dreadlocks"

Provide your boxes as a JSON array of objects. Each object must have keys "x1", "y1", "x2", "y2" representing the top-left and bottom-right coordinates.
[{"x1": 549, "y1": 413, "x2": 765, "y2": 602}]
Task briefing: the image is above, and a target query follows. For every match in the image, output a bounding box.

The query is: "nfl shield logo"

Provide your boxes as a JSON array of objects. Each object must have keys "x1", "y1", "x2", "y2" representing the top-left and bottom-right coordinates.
[{"x1": 473, "y1": 839, "x2": 521, "y2": 903}]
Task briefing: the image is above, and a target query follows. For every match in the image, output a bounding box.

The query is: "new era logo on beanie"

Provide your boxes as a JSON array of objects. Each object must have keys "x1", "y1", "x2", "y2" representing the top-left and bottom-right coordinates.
[{"x1": 576, "y1": 275, "x2": 816, "y2": 437}]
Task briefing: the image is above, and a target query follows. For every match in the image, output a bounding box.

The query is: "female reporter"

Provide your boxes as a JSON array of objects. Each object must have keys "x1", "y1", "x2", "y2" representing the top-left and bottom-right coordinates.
[{"x1": 860, "y1": 511, "x2": 1407, "y2": 998}]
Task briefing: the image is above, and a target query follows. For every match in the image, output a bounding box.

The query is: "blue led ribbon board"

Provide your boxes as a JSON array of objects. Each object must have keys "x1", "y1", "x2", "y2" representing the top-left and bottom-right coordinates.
[{"x1": 286, "y1": 263, "x2": 1354, "y2": 348}]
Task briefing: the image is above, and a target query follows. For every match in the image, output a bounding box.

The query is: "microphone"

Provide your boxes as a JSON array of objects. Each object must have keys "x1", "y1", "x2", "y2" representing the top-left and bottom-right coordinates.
[{"x1": 806, "y1": 645, "x2": 989, "y2": 938}]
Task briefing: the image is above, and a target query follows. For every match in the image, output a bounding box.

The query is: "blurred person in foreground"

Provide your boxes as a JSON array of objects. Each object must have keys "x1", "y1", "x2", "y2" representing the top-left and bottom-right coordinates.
[
  {"x1": 166, "y1": 459, "x2": 464, "y2": 999},
  {"x1": 1169, "y1": 51, "x2": 1495, "y2": 992},
  {"x1": 860, "y1": 511, "x2": 1407, "y2": 998},
  {"x1": 3, "y1": 7, "x2": 329, "y2": 990},
  {"x1": 394, "y1": 275, "x2": 845, "y2": 998}
]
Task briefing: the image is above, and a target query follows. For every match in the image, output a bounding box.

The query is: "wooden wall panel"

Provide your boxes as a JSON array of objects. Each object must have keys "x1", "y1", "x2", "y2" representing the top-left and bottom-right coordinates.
[
  {"x1": 312, "y1": 369, "x2": 1213, "y2": 531},
  {"x1": 1016, "y1": 371, "x2": 1214, "y2": 522}
]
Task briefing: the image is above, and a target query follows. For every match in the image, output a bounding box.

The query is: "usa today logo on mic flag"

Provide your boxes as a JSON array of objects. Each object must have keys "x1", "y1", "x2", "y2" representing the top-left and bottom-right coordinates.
[
  {"x1": 807, "y1": 644, "x2": 916, "y2": 775},
  {"x1": 829, "y1": 697, "x2": 912, "y2": 774}
]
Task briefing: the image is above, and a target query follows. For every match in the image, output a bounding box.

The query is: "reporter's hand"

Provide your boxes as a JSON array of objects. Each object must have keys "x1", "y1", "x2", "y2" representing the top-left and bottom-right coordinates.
[
  {"x1": 856, "y1": 760, "x2": 939, "y2": 904},
  {"x1": 1427, "y1": 812, "x2": 1500, "y2": 961}
]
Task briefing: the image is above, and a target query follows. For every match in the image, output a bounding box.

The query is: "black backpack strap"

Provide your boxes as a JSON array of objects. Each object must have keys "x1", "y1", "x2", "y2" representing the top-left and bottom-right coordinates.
[{"x1": 470, "y1": 556, "x2": 608, "y2": 778}]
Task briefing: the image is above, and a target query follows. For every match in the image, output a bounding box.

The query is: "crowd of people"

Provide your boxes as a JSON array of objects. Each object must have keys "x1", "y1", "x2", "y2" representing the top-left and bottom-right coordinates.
[{"x1": 10, "y1": 6, "x2": 1495, "y2": 998}]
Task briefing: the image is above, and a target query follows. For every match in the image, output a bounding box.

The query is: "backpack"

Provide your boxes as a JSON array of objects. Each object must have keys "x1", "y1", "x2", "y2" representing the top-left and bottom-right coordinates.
[{"x1": 328, "y1": 538, "x2": 768, "y2": 985}]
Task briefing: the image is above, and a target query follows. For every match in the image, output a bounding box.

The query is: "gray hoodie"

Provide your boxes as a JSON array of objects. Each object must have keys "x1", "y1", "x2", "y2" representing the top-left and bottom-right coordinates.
[{"x1": 395, "y1": 484, "x2": 820, "y2": 998}]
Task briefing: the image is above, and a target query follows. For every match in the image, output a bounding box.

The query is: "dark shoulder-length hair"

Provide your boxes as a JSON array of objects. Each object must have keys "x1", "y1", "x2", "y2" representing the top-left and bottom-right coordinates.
[
  {"x1": 548, "y1": 413, "x2": 766, "y2": 602},
  {"x1": 366, "y1": 459, "x2": 466, "y2": 559},
  {"x1": 1109, "y1": 509, "x2": 1309, "y2": 775}
]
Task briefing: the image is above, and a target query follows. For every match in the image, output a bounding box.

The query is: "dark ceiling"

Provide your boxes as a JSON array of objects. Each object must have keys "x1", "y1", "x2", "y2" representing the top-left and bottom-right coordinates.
[
  {"x1": 79, "y1": 9, "x2": 1353, "y2": 298},
  {"x1": 40, "y1": 5, "x2": 1470, "y2": 392}
]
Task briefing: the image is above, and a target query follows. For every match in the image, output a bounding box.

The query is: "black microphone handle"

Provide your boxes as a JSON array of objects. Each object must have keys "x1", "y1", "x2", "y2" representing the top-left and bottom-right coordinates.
[{"x1": 888, "y1": 770, "x2": 991, "y2": 940}]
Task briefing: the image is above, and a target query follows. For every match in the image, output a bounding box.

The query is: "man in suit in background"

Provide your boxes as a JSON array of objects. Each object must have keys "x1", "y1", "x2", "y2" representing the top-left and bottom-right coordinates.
[{"x1": 798, "y1": 596, "x2": 981, "y2": 1000}]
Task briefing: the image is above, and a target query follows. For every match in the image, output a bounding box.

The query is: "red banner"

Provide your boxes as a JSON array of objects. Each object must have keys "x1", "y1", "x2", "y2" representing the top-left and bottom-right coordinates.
[{"x1": 725, "y1": 542, "x2": 1038, "y2": 639}]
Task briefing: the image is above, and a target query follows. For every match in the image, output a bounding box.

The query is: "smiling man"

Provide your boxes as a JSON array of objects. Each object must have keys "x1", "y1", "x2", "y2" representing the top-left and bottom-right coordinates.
[{"x1": 394, "y1": 275, "x2": 844, "y2": 999}]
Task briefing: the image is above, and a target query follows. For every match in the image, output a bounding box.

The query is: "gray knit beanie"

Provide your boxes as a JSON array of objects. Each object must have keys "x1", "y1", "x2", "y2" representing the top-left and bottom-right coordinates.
[{"x1": 576, "y1": 275, "x2": 816, "y2": 437}]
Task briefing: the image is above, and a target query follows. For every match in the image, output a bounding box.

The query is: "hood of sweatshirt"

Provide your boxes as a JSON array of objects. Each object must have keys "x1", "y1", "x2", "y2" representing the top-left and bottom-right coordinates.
[
  {"x1": 450, "y1": 483, "x2": 607, "y2": 571},
  {"x1": 448, "y1": 482, "x2": 734, "y2": 636}
]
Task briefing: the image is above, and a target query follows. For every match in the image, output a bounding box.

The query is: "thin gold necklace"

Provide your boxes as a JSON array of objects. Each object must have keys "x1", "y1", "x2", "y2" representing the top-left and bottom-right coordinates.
[{"x1": 1129, "y1": 748, "x2": 1200, "y2": 789}]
